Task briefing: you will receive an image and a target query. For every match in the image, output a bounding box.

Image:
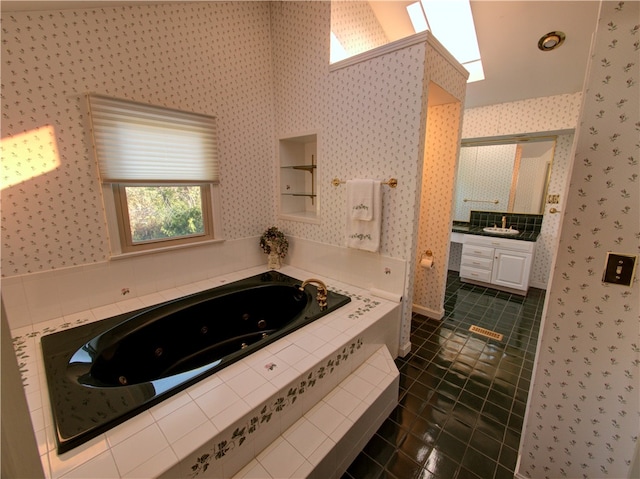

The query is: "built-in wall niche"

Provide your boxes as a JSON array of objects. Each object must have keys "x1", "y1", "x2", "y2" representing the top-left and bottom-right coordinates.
[
  {"x1": 279, "y1": 133, "x2": 319, "y2": 222},
  {"x1": 453, "y1": 137, "x2": 556, "y2": 222}
]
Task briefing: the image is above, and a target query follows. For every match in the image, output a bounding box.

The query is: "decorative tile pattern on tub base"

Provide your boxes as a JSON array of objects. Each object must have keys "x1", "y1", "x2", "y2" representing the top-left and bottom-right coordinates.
[
  {"x1": 182, "y1": 336, "x2": 367, "y2": 478},
  {"x1": 159, "y1": 338, "x2": 398, "y2": 479},
  {"x1": 233, "y1": 346, "x2": 399, "y2": 479}
]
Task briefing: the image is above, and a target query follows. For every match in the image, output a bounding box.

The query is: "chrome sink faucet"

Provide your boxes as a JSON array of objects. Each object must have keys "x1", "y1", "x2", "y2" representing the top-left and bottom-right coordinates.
[
  {"x1": 300, "y1": 278, "x2": 328, "y2": 309},
  {"x1": 501, "y1": 216, "x2": 507, "y2": 228}
]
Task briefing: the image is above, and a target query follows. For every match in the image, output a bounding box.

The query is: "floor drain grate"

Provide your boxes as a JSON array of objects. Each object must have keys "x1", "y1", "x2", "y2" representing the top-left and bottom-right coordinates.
[{"x1": 469, "y1": 325, "x2": 503, "y2": 341}]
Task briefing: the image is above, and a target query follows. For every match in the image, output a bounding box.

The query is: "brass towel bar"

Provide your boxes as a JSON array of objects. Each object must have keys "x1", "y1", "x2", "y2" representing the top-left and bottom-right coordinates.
[
  {"x1": 332, "y1": 177, "x2": 398, "y2": 188},
  {"x1": 463, "y1": 198, "x2": 499, "y2": 204}
]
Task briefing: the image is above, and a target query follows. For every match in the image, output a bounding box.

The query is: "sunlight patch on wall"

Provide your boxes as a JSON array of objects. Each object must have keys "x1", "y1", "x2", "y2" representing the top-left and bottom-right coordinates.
[{"x1": 1, "y1": 125, "x2": 61, "y2": 190}]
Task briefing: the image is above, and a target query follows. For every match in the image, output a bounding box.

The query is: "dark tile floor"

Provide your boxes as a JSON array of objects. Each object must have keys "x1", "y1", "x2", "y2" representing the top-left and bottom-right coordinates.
[{"x1": 343, "y1": 271, "x2": 545, "y2": 479}]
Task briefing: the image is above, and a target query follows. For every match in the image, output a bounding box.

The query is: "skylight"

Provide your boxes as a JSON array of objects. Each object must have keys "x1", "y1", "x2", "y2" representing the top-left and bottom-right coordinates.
[
  {"x1": 330, "y1": 31, "x2": 349, "y2": 63},
  {"x1": 407, "y1": 0, "x2": 485, "y2": 83}
]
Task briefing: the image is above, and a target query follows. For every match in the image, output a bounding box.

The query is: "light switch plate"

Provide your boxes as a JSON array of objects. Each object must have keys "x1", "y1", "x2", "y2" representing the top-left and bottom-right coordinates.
[{"x1": 602, "y1": 252, "x2": 637, "y2": 286}]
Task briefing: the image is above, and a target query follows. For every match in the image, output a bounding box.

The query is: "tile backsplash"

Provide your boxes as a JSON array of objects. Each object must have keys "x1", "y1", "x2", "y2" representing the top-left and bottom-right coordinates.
[{"x1": 469, "y1": 210, "x2": 543, "y2": 233}]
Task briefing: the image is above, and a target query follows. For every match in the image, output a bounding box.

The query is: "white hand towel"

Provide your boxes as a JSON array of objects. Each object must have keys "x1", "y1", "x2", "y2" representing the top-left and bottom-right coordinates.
[
  {"x1": 347, "y1": 179, "x2": 374, "y2": 221},
  {"x1": 346, "y1": 180, "x2": 382, "y2": 252}
]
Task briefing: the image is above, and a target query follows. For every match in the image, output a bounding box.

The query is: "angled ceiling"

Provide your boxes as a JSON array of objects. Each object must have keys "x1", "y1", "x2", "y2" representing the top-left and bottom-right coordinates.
[
  {"x1": 463, "y1": 1, "x2": 599, "y2": 108},
  {"x1": 1, "y1": 1, "x2": 601, "y2": 109},
  {"x1": 368, "y1": 1, "x2": 600, "y2": 108}
]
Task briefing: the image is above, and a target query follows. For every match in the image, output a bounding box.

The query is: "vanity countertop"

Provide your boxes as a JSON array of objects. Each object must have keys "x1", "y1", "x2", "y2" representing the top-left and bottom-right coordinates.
[{"x1": 452, "y1": 222, "x2": 539, "y2": 242}]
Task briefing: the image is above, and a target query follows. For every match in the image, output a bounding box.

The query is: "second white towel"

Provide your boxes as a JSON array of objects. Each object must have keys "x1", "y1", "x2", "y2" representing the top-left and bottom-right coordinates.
[{"x1": 346, "y1": 179, "x2": 382, "y2": 252}]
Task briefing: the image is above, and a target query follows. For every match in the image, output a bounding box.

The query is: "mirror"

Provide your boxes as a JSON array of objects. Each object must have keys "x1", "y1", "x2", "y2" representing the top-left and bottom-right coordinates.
[
  {"x1": 453, "y1": 137, "x2": 556, "y2": 222},
  {"x1": 330, "y1": 1, "x2": 416, "y2": 63}
]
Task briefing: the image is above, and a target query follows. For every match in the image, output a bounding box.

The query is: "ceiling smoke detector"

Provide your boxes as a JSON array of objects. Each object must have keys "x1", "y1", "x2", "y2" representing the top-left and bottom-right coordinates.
[{"x1": 538, "y1": 31, "x2": 566, "y2": 51}]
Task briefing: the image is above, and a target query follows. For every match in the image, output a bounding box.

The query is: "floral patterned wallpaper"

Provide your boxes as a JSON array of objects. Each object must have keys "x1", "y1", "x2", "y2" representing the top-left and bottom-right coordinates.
[
  {"x1": 270, "y1": 2, "x2": 467, "y2": 350},
  {"x1": 462, "y1": 93, "x2": 583, "y2": 139},
  {"x1": 413, "y1": 102, "x2": 463, "y2": 318},
  {"x1": 330, "y1": 0, "x2": 388, "y2": 59},
  {"x1": 1, "y1": 2, "x2": 276, "y2": 276},
  {"x1": 4, "y1": 2, "x2": 635, "y2": 477},
  {"x1": 517, "y1": 2, "x2": 639, "y2": 478},
  {"x1": 530, "y1": 134, "x2": 575, "y2": 288}
]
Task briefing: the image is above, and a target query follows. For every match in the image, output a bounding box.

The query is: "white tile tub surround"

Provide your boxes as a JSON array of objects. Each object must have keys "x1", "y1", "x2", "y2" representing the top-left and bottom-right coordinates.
[
  {"x1": 11, "y1": 265, "x2": 401, "y2": 479},
  {"x1": 2, "y1": 236, "x2": 266, "y2": 330},
  {"x1": 285, "y1": 237, "x2": 406, "y2": 299},
  {"x1": 2, "y1": 236, "x2": 406, "y2": 333}
]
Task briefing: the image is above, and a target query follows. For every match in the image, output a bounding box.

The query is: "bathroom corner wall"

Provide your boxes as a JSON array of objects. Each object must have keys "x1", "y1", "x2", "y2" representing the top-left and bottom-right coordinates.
[
  {"x1": 461, "y1": 94, "x2": 581, "y2": 289},
  {"x1": 270, "y1": 1, "x2": 425, "y2": 354},
  {"x1": 410, "y1": 37, "x2": 468, "y2": 323},
  {"x1": 1, "y1": 2, "x2": 277, "y2": 279},
  {"x1": 413, "y1": 102, "x2": 463, "y2": 319},
  {"x1": 517, "y1": 2, "x2": 639, "y2": 477},
  {"x1": 270, "y1": 2, "x2": 467, "y2": 354},
  {"x1": 1, "y1": 2, "x2": 281, "y2": 327}
]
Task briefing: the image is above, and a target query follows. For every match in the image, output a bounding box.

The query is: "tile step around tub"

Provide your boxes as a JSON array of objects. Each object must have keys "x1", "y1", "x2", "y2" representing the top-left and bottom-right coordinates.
[{"x1": 233, "y1": 345, "x2": 399, "y2": 479}]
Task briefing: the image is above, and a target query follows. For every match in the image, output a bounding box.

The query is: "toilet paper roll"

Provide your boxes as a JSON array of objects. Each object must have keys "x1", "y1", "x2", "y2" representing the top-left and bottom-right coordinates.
[{"x1": 420, "y1": 256, "x2": 433, "y2": 269}]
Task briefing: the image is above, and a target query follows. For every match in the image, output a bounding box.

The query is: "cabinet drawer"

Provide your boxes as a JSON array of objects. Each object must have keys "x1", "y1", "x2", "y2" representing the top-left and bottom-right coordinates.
[
  {"x1": 462, "y1": 244, "x2": 494, "y2": 259},
  {"x1": 460, "y1": 266, "x2": 493, "y2": 283},
  {"x1": 461, "y1": 255, "x2": 493, "y2": 271},
  {"x1": 464, "y1": 234, "x2": 535, "y2": 253}
]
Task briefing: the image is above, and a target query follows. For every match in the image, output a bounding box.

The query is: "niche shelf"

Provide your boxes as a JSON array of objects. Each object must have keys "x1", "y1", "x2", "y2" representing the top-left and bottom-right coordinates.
[{"x1": 279, "y1": 133, "x2": 319, "y2": 222}]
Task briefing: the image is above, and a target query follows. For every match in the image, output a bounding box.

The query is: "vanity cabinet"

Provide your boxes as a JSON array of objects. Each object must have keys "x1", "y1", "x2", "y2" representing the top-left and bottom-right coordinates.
[
  {"x1": 278, "y1": 133, "x2": 318, "y2": 222},
  {"x1": 460, "y1": 235, "x2": 535, "y2": 294}
]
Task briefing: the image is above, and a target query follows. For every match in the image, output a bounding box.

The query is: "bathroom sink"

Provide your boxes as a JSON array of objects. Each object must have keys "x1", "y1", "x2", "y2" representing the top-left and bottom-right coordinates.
[{"x1": 483, "y1": 227, "x2": 519, "y2": 235}]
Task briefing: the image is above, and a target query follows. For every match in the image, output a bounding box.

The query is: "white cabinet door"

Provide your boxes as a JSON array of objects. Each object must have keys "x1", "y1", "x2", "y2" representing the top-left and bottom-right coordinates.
[{"x1": 491, "y1": 249, "x2": 532, "y2": 291}]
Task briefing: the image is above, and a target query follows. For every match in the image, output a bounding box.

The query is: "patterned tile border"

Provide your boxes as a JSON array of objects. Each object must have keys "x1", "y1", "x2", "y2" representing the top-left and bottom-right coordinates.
[
  {"x1": 330, "y1": 287, "x2": 381, "y2": 320},
  {"x1": 188, "y1": 337, "x2": 364, "y2": 477},
  {"x1": 12, "y1": 317, "x2": 91, "y2": 387}
]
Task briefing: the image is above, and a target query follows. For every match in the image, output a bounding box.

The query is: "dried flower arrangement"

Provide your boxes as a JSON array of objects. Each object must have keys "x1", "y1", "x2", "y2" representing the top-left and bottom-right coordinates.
[{"x1": 259, "y1": 227, "x2": 289, "y2": 268}]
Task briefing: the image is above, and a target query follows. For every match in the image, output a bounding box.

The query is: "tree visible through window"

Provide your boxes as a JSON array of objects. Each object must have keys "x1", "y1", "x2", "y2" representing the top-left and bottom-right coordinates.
[{"x1": 124, "y1": 186, "x2": 205, "y2": 243}]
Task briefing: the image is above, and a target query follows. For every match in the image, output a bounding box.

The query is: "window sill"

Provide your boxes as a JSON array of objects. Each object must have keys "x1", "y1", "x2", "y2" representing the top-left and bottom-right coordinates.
[{"x1": 109, "y1": 238, "x2": 225, "y2": 261}]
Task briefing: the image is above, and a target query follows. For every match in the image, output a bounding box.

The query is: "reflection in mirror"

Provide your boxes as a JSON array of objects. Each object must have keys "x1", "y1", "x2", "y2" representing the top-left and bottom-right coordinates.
[{"x1": 453, "y1": 137, "x2": 556, "y2": 222}]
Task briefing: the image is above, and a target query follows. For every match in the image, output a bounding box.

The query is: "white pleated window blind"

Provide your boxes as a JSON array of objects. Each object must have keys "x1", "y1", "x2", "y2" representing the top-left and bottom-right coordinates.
[{"x1": 88, "y1": 94, "x2": 219, "y2": 183}]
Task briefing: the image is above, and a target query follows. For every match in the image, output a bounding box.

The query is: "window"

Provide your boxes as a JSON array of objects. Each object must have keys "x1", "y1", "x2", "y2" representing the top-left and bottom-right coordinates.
[{"x1": 88, "y1": 94, "x2": 221, "y2": 254}]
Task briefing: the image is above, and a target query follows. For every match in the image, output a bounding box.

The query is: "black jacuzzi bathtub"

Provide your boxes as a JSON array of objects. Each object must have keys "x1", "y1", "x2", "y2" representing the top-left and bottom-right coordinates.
[{"x1": 41, "y1": 271, "x2": 350, "y2": 453}]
